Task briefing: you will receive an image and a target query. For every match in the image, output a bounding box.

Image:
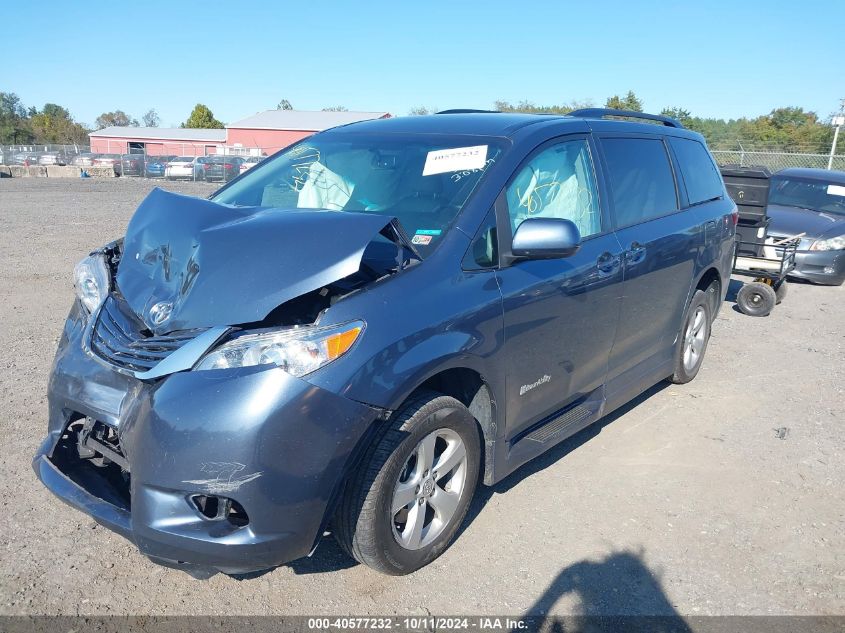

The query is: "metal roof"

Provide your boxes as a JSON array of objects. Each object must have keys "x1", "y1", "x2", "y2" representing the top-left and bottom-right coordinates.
[
  {"x1": 227, "y1": 110, "x2": 390, "y2": 131},
  {"x1": 89, "y1": 127, "x2": 227, "y2": 142}
]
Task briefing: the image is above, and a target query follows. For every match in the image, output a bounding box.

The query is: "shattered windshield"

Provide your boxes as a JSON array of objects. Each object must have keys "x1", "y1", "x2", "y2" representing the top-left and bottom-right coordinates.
[{"x1": 212, "y1": 134, "x2": 504, "y2": 254}]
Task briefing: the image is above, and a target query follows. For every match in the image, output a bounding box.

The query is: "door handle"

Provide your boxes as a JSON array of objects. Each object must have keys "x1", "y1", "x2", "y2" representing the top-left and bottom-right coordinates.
[
  {"x1": 626, "y1": 241, "x2": 647, "y2": 265},
  {"x1": 596, "y1": 252, "x2": 621, "y2": 277}
]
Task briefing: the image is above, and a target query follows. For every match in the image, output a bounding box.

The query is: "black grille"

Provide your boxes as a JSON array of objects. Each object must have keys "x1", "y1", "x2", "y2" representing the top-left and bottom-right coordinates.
[{"x1": 90, "y1": 295, "x2": 204, "y2": 373}]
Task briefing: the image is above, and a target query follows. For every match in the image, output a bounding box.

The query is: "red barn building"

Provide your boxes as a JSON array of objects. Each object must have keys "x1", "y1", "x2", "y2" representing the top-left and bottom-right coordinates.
[
  {"x1": 226, "y1": 110, "x2": 391, "y2": 155},
  {"x1": 88, "y1": 128, "x2": 226, "y2": 156},
  {"x1": 88, "y1": 110, "x2": 391, "y2": 157}
]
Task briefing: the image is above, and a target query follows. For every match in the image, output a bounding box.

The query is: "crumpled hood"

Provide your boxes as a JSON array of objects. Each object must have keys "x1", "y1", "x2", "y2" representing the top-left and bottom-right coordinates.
[
  {"x1": 116, "y1": 188, "x2": 404, "y2": 334},
  {"x1": 766, "y1": 203, "x2": 845, "y2": 240}
]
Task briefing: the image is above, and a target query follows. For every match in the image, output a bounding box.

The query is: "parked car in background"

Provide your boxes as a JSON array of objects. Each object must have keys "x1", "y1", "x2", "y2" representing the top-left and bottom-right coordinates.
[
  {"x1": 165, "y1": 156, "x2": 201, "y2": 180},
  {"x1": 145, "y1": 155, "x2": 176, "y2": 178},
  {"x1": 34, "y1": 108, "x2": 735, "y2": 577},
  {"x1": 118, "y1": 154, "x2": 146, "y2": 177},
  {"x1": 239, "y1": 155, "x2": 266, "y2": 174},
  {"x1": 71, "y1": 153, "x2": 97, "y2": 167},
  {"x1": 764, "y1": 167, "x2": 845, "y2": 286},
  {"x1": 93, "y1": 154, "x2": 121, "y2": 174},
  {"x1": 12, "y1": 152, "x2": 39, "y2": 165},
  {"x1": 38, "y1": 152, "x2": 68, "y2": 166},
  {"x1": 203, "y1": 156, "x2": 244, "y2": 182}
]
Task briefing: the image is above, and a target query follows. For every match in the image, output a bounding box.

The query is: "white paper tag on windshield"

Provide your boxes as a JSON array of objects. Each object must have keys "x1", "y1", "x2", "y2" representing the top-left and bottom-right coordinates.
[
  {"x1": 423, "y1": 145, "x2": 488, "y2": 176},
  {"x1": 827, "y1": 184, "x2": 845, "y2": 197}
]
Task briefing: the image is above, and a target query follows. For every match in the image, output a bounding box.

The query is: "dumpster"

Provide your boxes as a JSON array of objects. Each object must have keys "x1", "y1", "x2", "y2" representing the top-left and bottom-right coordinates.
[{"x1": 720, "y1": 165, "x2": 771, "y2": 257}]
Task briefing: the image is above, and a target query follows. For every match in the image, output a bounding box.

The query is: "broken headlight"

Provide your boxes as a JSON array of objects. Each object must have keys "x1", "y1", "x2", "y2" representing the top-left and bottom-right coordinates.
[
  {"x1": 195, "y1": 320, "x2": 364, "y2": 376},
  {"x1": 73, "y1": 253, "x2": 110, "y2": 313}
]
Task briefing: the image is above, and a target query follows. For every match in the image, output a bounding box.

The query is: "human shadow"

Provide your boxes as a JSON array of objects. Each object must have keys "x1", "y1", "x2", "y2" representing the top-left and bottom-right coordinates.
[{"x1": 518, "y1": 550, "x2": 693, "y2": 633}]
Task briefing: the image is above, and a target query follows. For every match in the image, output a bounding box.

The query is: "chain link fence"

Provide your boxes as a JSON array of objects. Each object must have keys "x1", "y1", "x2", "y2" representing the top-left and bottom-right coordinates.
[
  {"x1": 1, "y1": 141, "x2": 271, "y2": 180},
  {"x1": 5, "y1": 141, "x2": 845, "y2": 178},
  {"x1": 711, "y1": 150, "x2": 845, "y2": 172},
  {"x1": 101, "y1": 144, "x2": 272, "y2": 181},
  {"x1": 1, "y1": 143, "x2": 91, "y2": 166}
]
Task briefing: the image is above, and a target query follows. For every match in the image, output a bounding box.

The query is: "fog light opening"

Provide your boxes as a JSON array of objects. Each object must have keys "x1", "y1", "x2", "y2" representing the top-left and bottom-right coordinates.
[{"x1": 191, "y1": 494, "x2": 249, "y2": 527}]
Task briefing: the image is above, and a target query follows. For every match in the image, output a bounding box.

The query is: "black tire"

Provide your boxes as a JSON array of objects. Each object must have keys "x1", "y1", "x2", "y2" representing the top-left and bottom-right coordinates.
[
  {"x1": 669, "y1": 289, "x2": 712, "y2": 384},
  {"x1": 775, "y1": 280, "x2": 787, "y2": 304},
  {"x1": 736, "y1": 281, "x2": 776, "y2": 317},
  {"x1": 334, "y1": 390, "x2": 481, "y2": 575}
]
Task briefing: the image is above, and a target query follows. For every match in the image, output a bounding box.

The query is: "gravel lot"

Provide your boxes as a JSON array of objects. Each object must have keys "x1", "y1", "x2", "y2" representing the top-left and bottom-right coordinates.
[{"x1": 1, "y1": 178, "x2": 843, "y2": 617}]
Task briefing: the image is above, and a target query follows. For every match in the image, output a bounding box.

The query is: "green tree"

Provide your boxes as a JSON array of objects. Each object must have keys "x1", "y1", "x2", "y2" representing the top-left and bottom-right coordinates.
[
  {"x1": 0, "y1": 92, "x2": 33, "y2": 144},
  {"x1": 277, "y1": 99, "x2": 293, "y2": 110},
  {"x1": 29, "y1": 103, "x2": 88, "y2": 144},
  {"x1": 95, "y1": 110, "x2": 137, "y2": 129},
  {"x1": 408, "y1": 106, "x2": 436, "y2": 115},
  {"x1": 660, "y1": 106, "x2": 692, "y2": 125},
  {"x1": 182, "y1": 104, "x2": 224, "y2": 129},
  {"x1": 141, "y1": 109, "x2": 160, "y2": 127},
  {"x1": 605, "y1": 91, "x2": 643, "y2": 112},
  {"x1": 494, "y1": 99, "x2": 592, "y2": 114}
]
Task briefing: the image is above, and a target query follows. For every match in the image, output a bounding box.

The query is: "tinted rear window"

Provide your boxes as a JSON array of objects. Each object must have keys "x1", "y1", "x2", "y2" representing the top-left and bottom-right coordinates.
[
  {"x1": 670, "y1": 137, "x2": 723, "y2": 205},
  {"x1": 601, "y1": 138, "x2": 678, "y2": 226}
]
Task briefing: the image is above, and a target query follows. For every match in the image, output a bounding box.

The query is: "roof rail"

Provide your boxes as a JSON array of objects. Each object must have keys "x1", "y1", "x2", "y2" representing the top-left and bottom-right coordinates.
[
  {"x1": 568, "y1": 108, "x2": 684, "y2": 129},
  {"x1": 435, "y1": 109, "x2": 500, "y2": 114}
]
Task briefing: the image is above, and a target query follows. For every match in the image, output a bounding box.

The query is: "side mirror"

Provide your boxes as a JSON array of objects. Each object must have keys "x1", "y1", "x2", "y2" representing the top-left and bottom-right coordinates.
[{"x1": 511, "y1": 217, "x2": 581, "y2": 260}]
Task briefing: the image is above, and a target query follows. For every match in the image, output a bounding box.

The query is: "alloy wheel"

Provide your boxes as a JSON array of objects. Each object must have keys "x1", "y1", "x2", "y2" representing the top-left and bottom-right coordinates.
[
  {"x1": 683, "y1": 306, "x2": 707, "y2": 372},
  {"x1": 391, "y1": 428, "x2": 468, "y2": 550}
]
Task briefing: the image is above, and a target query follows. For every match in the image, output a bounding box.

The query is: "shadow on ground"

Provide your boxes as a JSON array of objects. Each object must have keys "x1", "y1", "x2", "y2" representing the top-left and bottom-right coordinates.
[{"x1": 517, "y1": 550, "x2": 693, "y2": 632}]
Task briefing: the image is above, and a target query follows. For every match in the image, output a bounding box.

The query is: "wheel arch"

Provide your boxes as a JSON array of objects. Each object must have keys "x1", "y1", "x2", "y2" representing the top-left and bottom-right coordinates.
[
  {"x1": 694, "y1": 266, "x2": 723, "y2": 319},
  {"x1": 318, "y1": 364, "x2": 501, "y2": 550}
]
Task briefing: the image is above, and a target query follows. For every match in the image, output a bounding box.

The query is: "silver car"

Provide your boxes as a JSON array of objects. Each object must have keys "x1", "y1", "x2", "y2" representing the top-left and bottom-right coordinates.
[
  {"x1": 765, "y1": 168, "x2": 845, "y2": 286},
  {"x1": 38, "y1": 152, "x2": 67, "y2": 166}
]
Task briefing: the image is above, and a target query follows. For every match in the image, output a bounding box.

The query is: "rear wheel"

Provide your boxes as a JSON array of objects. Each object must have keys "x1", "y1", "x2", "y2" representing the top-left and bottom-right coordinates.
[
  {"x1": 736, "y1": 281, "x2": 776, "y2": 317},
  {"x1": 670, "y1": 289, "x2": 712, "y2": 384},
  {"x1": 334, "y1": 391, "x2": 480, "y2": 575}
]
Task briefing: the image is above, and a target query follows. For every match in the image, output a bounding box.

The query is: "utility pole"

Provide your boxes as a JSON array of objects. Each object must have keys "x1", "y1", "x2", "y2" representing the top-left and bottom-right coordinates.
[{"x1": 828, "y1": 98, "x2": 845, "y2": 170}]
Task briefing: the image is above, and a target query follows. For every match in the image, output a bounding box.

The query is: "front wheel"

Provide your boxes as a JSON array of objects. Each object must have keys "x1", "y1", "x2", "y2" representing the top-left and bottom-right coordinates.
[
  {"x1": 334, "y1": 391, "x2": 480, "y2": 575},
  {"x1": 669, "y1": 289, "x2": 712, "y2": 384}
]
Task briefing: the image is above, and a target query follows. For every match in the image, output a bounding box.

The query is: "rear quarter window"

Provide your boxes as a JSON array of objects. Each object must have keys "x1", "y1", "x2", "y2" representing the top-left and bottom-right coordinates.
[{"x1": 669, "y1": 137, "x2": 723, "y2": 205}]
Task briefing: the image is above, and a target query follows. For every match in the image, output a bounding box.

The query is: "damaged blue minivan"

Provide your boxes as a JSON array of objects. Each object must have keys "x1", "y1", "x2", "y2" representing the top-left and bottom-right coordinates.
[{"x1": 34, "y1": 109, "x2": 736, "y2": 576}]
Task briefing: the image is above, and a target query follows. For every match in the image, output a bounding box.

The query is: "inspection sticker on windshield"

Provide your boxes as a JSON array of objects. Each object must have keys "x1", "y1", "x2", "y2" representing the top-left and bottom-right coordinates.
[
  {"x1": 827, "y1": 184, "x2": 845, "y2": 197},
  {"x1": 423, "y1": 145, "x2": 488, "y2": 176},
  {"x1": 411, "y1": 234, "x2": 433, "y2": 245}
]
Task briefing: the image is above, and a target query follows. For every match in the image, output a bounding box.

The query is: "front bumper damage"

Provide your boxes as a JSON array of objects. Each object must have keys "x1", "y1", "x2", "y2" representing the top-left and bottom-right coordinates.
[{"x1": 33, "y1": 301, "x2": 381, "y2": 576}]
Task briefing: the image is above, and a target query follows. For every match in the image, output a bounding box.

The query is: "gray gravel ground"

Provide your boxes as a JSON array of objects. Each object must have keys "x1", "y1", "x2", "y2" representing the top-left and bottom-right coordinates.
[{"x1": 0, "y1": 178, "x2": 843, "y2": 617}]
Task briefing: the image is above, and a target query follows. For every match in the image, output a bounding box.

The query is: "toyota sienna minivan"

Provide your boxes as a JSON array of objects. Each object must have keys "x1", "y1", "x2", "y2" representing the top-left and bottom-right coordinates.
[{"x1": 34, "y1": 109, "x2": 736, "y2": 576}]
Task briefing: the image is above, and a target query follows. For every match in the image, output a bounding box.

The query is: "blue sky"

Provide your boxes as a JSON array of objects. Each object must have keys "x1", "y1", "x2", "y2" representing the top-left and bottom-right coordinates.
[{"x1": 4, "y1": 1, "x2": 842, "y2": 127}]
